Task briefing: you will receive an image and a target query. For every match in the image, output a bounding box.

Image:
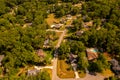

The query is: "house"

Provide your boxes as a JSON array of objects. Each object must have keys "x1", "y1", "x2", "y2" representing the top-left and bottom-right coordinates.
[
  {"x1": 43, "y1": 39, "x2": 50, "y2": 48},
  {"x1": 36, "y1": 49, "x2": 45, "y2": 58},
  {"x1": 69, "y1": 53, "x2": 77, "y2": 63},
  {"x1": 110, "y1": 59, "x2": 120, "y2": 75},
  {"x1": 0, "y1": 55, "x2": 4, "y2": 66},
  {"x1": 75, "y1": 30, "x2": 84, "y2": 36},
  {"x1": 50, "y1": 24, "x2": 63, "y2": 29},
  {"x1": 86, "y1": 48, "x2": 98, "y2": 60},
  {"x1": 27, "y1": 69, "x2": 39, "y2": 76},
  {"x1": 60, "y1": 18, "x2": 66, "y2": 24},
  {"x1": 83, "y1": 21, "x2": 93, "y2": 28},
  {"x1": 66, "y1": 14, "x2": 72, "y2": 20}
]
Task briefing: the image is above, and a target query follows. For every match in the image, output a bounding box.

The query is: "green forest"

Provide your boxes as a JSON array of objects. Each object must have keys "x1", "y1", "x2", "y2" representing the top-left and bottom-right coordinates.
[{"x1": 0, "y1": 0, "x2": 120, "y2": 80}]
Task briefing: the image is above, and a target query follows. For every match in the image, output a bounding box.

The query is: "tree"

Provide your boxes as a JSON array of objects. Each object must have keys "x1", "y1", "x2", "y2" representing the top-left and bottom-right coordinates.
[
  {"x1": 71, "y1": 7, "x2": 79, "y2": 15},
  {"x1": 55, "y1": 9, "x2": 65, "y2": 17},
  {"x1": 70, "y1": 41, "x2": 85, "y2": 55},
  {"x1": 78, "y1": 52, "x2": 89, "y2": 70},
  {"x1": 58, "y1": 42, "x2": 70, "y2": 59}
]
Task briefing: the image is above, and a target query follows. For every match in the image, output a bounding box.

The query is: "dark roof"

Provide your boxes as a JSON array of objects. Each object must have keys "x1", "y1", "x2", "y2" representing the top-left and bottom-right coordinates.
[
  {"x1": 113, "y1": 66, "x2": 120, "y2": 71},
  {"x1": 69, "y1": 53, "x2": 77, "y2": 63},
  {"x1": 110, "y1": 59, "x2": 119, "y2": 67},
  {"x1": 69, "y1": 54, "x2": 77, "y2": 60},
  {"x1": 110, "y1": 59, "x2": 120, "y2": 74}
]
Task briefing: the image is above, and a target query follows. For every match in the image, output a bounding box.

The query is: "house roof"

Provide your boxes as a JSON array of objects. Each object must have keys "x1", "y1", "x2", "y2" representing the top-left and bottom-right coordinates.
[
  {"x1": 27, "y1": 69, "x2": 39, "y2": 76},
  {"x1": 86, "y1": 48, "x2": 98, "y2": 60},
  {"x1": 0, "y1": 55, "x2": 4, "y2": 66},
  {"x1": 75, "y1": 31, "x2": 84, "y2": 36},
  {"x1": 51, "y1": 24, "x2": 63, "y2": 28},
  {"x1": 113, "y1": 66, "x2": 120, "y2": 71},
  {"x1": 110, "y1": 59, "x2": 119, "y2": 67},
  {"x1": 69, "y1": 53, "x2": 77, "y2": 63},
  {"x1": 69, "y1": 54, "x2": 77, "y2": 60},
  {"x1": 36, "y1": 49, "x2": 45, "y2": 57},
  {"x1": 44, "y1": 39, "x2": 49, "y2": 45}
]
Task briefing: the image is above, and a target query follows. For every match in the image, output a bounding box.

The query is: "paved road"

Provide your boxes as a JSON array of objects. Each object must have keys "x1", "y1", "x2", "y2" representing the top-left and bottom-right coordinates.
[
  {"x1": 52, "y1": 58, "x2": 61, "y2": 80},
  {"x1": 56, "y1": 29, "x2": 66, "y2": 48},
  {"x1": 52, "y1": 29, "x2": 67, "y2": 80}
]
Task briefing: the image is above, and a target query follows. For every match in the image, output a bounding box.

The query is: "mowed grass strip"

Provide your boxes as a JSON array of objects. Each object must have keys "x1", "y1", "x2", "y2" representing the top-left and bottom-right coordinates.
[
  {"x1": 43, "y1": 68, "x2": 52, "y2": 80},
  {"x1": 78, "y1": 70, "x2": 86, "y2": 78},
  {"x1": 46, "y1": 14, "x2": 60, "y2": 26},
  {"x1": 52, "y1": 32, "x2": 62, "y2": 46},
  {"x1": 101, "y1": 69, "x2": 114, "y2": 77},
  {"x1": 57, "y1": 60, "x2": 75, "y2": 78}
]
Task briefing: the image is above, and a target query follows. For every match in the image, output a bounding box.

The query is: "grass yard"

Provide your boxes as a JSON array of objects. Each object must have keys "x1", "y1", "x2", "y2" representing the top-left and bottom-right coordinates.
[
  {"x1": 57, "y1": 60, "x2": 75, "y2": 78},
  {"x1": 43, "y1": 68, "x2": 52, "y2": 80},
  {"x1": 66, "y1": 20, "x2": 72, "y2": 25},
  {"x1": 78, "y1": 70, "x2": 86, "y2": 78},
  {"x1": 103, "y1": 52, "x2": 112, "y2": 61},
  {"x1": 52, "y1": 32, "x2": 62, "y2": 46},
  {"x1": 59, "y1": 25, "x2": 65, "y2": 30},
  {"x1": 46, "y1": 14, "x2": 60, "y2": 26},
  {"x1": 101, "y1": 69, "x2": 114, "y2": 77}
]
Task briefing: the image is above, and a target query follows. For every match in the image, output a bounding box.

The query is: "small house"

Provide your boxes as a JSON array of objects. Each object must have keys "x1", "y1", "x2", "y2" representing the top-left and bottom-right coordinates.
[
  {"x1": 75, "y1": 31, "x2": 84, "y2": 36},
  {"x1": 27, "y1": 69, "x2": 39, "y2": 76},
  {"x1": 43, "y1": 39, "x2": 50, "y2": 48},
  {"x1": 86, "y1": 48, "x2": 98, "y2": 60},
  {"x1": 110, "y1": 59, "x2": 120, "y2": 75},
  {"x1": 66, "y1": 14, "x2": 72, "y2": 20},
  {"x1": 36, "y1": 49, "x2": 45, "y2": 58},
  {"x1": 83, "y1": 21, "x2": 93, "y2": 28},
  {"x1": 0, "y1": 55, "x2": 4, "y2": 66},
  {"x1": 50, "y1": 24, "x2": 63, "y2": 29},
  {"x1": 69, "y1": 53, "x2": 77, "y2": 63},
  {"x1": 60, "y1": 18, "x2": 66, "y2": 24}
]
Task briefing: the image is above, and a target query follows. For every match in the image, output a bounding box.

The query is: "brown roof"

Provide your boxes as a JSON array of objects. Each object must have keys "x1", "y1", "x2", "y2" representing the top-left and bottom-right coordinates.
[
  {"x1": 36, "y1": 49, "x2": 45, "y2": 57},
  {"x1": 0, "y1": 55, "x2": 4, "y2": 66},
  {"x1": 86, "y1": 48, "x2": 98, "y2": 60}
]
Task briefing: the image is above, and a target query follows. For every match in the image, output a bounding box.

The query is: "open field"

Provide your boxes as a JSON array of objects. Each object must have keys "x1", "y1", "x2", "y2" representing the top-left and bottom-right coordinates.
[
  {"x1": 46, "y1": 14, "x2": 60, "y2": 26},
  {"x1": 101, "y1": 69, "x2": 114, "y2": 77},
  {"x1": 43, "y1": 68, "x2": 52, "y2": 80},
  {"x1": 78, "y1": 70, "x2": 86, "y2": 78},
  {"x1": 57, "y1": 60, "x2": 75, "y2": 78}
]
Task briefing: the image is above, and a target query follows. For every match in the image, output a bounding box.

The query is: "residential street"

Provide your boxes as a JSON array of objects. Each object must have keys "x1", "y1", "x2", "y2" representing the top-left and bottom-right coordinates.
[{"x1": 52, "y1": 29, "x2": 67, "y2": 80}]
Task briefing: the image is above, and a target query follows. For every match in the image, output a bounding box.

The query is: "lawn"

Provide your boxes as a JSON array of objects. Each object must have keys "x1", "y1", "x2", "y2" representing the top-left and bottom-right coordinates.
[
  {"x1": 103, "y1": 52, "x2": 112, "y2": 61},
  {"x1": 57, "y1": 60, "x2": 75, "y2": 78},
  {"x1": 78, "y1": 70, "x2": 86, "y2": 78},
  {"x1": 52, "y1": 32, "x2": 62, "y2": 46},
  {"x1": 45, "y1": 14, "x2": 60, "y2": 26},
  {"x1": 59, "y1": 25, "x2": 65, "y2": 30},
  {"x1": 66, "y1": 20, "x2": 72, "y2": 25},
  {"x1": 101, "y1": 69, "x2": 114, "y2": 77},
  {"x1": 43, "y1": 68, "x2": 52, "y2": 80}
]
